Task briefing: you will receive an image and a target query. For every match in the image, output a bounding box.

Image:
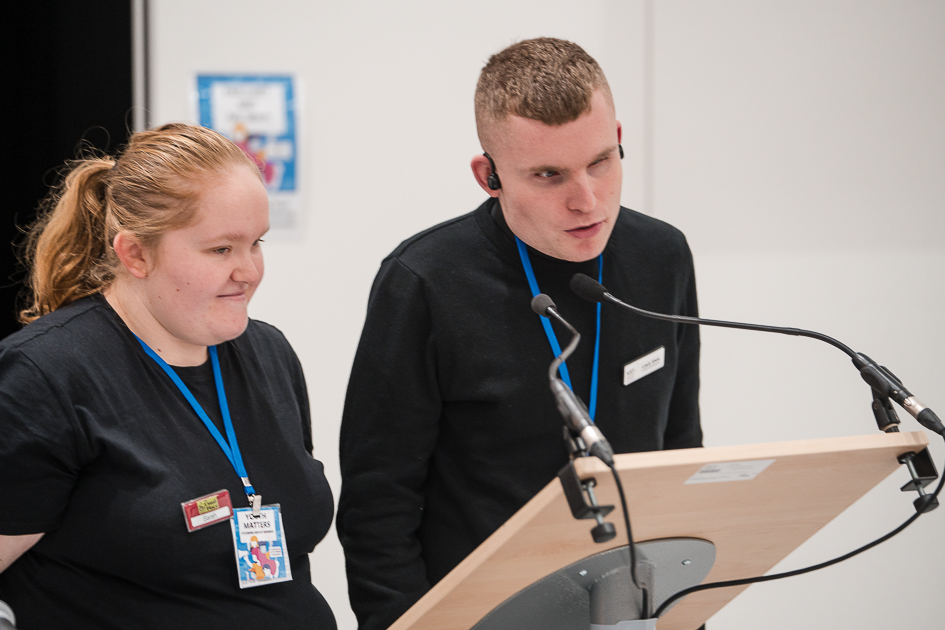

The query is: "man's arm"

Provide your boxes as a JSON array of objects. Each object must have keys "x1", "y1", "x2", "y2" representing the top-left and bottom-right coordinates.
[
  {"x1": 663, "y1": 239, "x2": 703, "y2": 450},
  {"x1": 337, "y1": 258, "x2": 442, "y2": 630}
]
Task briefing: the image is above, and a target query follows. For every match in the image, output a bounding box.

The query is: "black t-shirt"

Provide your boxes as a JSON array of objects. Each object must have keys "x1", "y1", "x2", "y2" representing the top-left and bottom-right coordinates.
[{"x1": 0, "y1": 294, "x2": 337, "y2": 630}]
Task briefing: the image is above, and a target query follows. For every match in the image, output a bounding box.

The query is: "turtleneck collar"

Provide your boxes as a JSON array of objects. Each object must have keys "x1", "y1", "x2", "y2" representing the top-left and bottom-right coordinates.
[{"x1": 483, "y1": 197, "x2": 602, "y2": 275}]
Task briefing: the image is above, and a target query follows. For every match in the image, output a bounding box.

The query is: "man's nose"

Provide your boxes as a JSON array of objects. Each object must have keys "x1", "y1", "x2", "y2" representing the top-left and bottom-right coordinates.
[{"x1": 568, "y1": 171, "x2": 596, "y2": 212}]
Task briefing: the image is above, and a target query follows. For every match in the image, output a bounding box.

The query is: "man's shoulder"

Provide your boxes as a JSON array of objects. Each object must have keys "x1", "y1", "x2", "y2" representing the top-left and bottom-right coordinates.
[
  {"x1": 608, "y1": 208, "x2": 695, "y2": 281},
  {"x1": 613, "y1": 207, "x2": 690, "y2": 250},
  {"x1": 381, "y1": 201, "x2": 495, "y2": 284},
  {"x1": 387, "y1": 210, "x2": 479, "y2": 266}
]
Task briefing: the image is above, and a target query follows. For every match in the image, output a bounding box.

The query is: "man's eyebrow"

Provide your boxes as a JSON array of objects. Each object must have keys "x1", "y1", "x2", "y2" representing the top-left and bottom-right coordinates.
[
  {"x1": 527, "y1": 163, "x2": 563, "y2": 174},
  {"x1": 593, "y1": 144, "x2": 618, "y2": 162},
  {"x1": 527, "y1": 145, "x2": 618, "y2": 174}
]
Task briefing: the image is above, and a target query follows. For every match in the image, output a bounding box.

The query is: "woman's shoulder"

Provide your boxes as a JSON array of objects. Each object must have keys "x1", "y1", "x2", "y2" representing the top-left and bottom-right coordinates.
[
  {"x1": 240, "y1": 318, "x2": 291, "y2": 347},
  {"x1": 0, "y1": 296, "x2": 142, "y2": 401},
  {"x1": 229, "y1": 318, "x2": 300, "y2": 367},
  {"x1": 0, "y1": 295, "x2": 118, "y2": 359}
]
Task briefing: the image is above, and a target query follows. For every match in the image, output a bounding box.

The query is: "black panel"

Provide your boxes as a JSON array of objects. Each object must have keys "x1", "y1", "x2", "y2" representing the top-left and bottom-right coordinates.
[{"x1": 1, "y1": 1, "x2": 133, "y2": 338}]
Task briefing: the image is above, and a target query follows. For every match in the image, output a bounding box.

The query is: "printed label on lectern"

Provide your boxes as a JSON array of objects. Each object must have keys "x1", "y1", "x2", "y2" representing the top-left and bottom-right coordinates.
[{"x1": 684, "y1": 459, "x2": 775, "y2": 484}]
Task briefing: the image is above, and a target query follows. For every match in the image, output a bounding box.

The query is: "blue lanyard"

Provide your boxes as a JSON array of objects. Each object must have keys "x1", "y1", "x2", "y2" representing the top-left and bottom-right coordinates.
[
  {"x1": 515, "y1": 237, "x2": 603, "y2": 421},
  {"x1": 135, "y1": 337, "x2": 256, "y2": 500}
]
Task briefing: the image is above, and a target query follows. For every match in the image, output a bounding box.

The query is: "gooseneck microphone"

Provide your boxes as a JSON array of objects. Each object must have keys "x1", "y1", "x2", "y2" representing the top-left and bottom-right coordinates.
[
  {"x1": 530, "y1": 294, "x2": 615, "y2": 465},
  {"x1": 570, "y1": 273, "x2": 945, "y2": 436}
]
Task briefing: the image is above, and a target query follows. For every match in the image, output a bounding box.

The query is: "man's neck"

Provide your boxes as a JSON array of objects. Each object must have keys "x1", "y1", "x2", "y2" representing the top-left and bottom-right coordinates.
[
  {"x1": 489, "y1": 199, "x2": 601, "y2": 265},
  {"x1": 489, "y1": 198, "x2": 517, "y2": 241}
]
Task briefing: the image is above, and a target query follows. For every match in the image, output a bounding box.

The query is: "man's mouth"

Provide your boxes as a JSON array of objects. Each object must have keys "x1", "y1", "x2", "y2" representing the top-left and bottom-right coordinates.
[{"x1": 565, "y1": 221, "x2": 604, "y2": 239}]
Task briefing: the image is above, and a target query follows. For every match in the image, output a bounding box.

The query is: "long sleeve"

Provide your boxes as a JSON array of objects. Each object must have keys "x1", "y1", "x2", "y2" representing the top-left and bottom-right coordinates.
[
  {"x1": 337, "y1": 258, "x2": 442, "y2": 630},
  {"x1": 663, "y1": 236, "x2": 703, "y2": 450},
  {"x1": 336, "y1": 203, "x2": 704, "y2": 630}
]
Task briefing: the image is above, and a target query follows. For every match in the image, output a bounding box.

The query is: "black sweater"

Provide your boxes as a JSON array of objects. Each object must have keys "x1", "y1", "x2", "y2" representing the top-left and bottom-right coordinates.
[{"x1": 338, "y1": 198, "x2": 701, "y2": 630}]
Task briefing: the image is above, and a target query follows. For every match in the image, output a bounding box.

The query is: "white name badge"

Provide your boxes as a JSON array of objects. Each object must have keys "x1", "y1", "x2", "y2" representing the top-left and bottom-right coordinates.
[
  {"x1": 624, "y1": 346, "x2": 665, "y2": 386},
  {"x1": 684, "y1": 459, "x2": 776, "y2": 484},
  {"x1": 231, "y1": 504, "x2": 293, "y2": 588}
]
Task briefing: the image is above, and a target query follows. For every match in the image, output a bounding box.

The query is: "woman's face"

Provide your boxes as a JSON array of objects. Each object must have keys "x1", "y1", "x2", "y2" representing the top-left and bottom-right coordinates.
[{"x1": 140, "y1": 166, "x2": 269, "y2": 350}]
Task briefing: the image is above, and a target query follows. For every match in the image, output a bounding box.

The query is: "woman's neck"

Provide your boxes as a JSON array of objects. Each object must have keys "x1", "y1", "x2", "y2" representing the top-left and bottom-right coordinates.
[{"x1": 104, "y1": 279, "x2": 209, "y2": 367}]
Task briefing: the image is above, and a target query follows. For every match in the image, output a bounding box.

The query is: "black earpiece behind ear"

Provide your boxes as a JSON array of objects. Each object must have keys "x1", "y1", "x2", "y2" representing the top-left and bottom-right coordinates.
[
  {"x1": 484, "y1": 152, "x2": 501, "y2": 190},
  {"x1": 618, "y1": 144, "x2": 624, "y2": 160}
]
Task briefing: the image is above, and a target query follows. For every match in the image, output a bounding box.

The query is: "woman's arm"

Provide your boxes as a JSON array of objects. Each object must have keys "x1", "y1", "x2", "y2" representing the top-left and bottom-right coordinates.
[{"x1": 0, "y1": 533, "x2": 43, "y2": 573}]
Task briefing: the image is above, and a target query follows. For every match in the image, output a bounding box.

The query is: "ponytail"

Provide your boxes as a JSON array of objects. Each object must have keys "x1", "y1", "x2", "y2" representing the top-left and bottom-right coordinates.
[
  {"x1": 18, "y1": 123, "x2": 260, "y2": 324},
  {"x1": 19, "y1": 159, "x2": 116, "y2": 323}
]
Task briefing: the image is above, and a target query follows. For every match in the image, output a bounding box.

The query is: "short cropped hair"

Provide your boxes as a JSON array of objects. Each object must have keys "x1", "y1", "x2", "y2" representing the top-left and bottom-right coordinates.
[{"x1": 474, "y1": 37, "x2": 612, "y2": 146}]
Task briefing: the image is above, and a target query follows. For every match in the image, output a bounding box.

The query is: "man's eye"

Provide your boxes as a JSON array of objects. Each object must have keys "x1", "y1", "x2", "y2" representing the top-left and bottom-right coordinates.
[
  {"x1": 591, "y1": 156, "x2": 609, "y2": 167},
  {"x1": 536, "y1": 171, "x2": 558, "y2": 179},
  {"x1": 213, "y1": 247, "x2": 231, "y2": 255}
]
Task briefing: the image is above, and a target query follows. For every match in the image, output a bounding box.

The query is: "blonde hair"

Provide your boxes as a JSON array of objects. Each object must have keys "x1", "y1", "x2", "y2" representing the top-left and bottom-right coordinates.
[
  {"x1": 474, "y1": 37, "x2": 612, "y2": 147},
  {"x1": 19, "y1": 122, "x2": 259, "y2": 323}
]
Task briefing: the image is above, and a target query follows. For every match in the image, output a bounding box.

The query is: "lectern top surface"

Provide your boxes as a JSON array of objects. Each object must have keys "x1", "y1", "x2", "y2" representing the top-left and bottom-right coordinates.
[{"x1": 390, "y1": 432, "x2": 928, "y2": 630}]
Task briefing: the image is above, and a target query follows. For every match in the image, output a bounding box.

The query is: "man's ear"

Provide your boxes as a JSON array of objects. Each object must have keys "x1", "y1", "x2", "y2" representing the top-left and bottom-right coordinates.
[
  {"x1": 470, "y1": 155, "x2": 500, "y2": 197},
  {"x1": 617, "y1": 120, "x2": 622, "y2": 144},
  {"x1": 112, "y1": 231, "x2": 151, "y2": 279}
]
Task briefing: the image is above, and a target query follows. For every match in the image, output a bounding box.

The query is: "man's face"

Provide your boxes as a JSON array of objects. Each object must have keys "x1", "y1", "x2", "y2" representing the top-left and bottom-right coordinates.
[{"x1": 485, "y1": 90, "x2": 622, "y2": 262}]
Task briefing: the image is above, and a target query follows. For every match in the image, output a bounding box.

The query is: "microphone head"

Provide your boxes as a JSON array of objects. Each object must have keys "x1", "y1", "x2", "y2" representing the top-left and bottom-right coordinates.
[
  {"x1": 570, "y1": 273, "x2": 608, "y2": 303},
  {"x1": 530, "y1": 294, "x2": 556, "y2": 317}
]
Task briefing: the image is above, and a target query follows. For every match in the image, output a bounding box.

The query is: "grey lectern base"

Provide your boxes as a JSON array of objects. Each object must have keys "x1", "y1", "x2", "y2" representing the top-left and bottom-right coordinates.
[{"x1": 471, "y1": 538, "x2": 715, "y2": 630}]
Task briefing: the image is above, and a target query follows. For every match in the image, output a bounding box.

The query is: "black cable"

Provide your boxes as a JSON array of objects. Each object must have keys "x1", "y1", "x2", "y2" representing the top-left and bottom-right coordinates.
[
  {"x1": 653, "y1": 435, "x2": 945, "y2": 618},
  {"x1": 571, "y1": 273, "x2": 945, "y2": 437},
  {"x1": 607, "y1": 460, "x2": 650, "y2": 616},
  {"x1": 570, "y1": 273, "x2": 944, "y2": 617}
]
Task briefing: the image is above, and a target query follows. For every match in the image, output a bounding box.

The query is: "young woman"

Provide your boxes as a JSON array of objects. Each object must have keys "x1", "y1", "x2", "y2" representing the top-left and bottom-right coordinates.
[{"x1": 0, "y1": 123, "x2": 336, "y2": 629}]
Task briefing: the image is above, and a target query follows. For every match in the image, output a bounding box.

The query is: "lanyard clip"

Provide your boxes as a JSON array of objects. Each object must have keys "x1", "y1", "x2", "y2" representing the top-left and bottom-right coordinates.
[{"x1": 242, "y1": 477, "x2": 261, "y2": 515}]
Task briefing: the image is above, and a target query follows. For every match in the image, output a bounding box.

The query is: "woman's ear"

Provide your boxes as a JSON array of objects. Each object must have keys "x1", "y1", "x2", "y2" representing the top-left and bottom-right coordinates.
[{"x1": 112, "y1": 232, "x2": 151, "y2": 279}]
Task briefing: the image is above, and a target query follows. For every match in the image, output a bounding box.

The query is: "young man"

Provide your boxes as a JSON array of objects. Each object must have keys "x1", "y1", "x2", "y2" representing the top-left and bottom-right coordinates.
[{"x1": 338, "y1": 38, "x2": 702, "y2": 630}]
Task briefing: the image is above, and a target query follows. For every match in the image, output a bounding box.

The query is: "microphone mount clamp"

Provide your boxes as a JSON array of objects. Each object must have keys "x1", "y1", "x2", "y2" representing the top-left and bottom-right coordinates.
[{"x1": 558, "y1": 445, "x2": 617, "y2": 544}]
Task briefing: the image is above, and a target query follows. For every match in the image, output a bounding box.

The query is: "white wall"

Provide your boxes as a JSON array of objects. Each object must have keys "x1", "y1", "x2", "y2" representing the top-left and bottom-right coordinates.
[
  {"x1": 150, "y1": 2, "x2": 945, "y2": 628},
  {"x1": 652, "y1": 2, "x2": 945, "y2": 628}
]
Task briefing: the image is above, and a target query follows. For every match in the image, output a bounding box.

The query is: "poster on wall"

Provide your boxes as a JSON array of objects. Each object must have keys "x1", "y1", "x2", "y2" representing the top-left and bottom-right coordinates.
[{"x1": 196, "y1": 74, "x2": 300, "y2": 231}]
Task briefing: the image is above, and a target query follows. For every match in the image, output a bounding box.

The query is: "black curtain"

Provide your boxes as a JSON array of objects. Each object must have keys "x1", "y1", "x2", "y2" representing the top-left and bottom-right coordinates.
[{"x1": 1, "y1": 1, "x2": 134, "y2": 338}]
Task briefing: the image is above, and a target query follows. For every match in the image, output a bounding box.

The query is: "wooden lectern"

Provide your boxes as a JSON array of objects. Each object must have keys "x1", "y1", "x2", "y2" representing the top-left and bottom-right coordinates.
[{"x1": 388, "y1": 431, "x2": 929, "y2": 630}]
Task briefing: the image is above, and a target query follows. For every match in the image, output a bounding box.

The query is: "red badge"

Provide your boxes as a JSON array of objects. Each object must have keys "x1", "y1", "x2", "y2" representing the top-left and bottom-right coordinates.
[{"x1": 182, "y1": 489, "x2": 234, "y2": 532}]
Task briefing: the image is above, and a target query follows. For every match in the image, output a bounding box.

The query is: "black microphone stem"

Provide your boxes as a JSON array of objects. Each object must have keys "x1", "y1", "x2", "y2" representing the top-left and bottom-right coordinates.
[
  {"x1": 602, "y1": 289, "x2": 860, "y2": 361},
  {"x1": 571, "y1": 273, "x2": 945, "y2": 436},
  {"x1": 530, "y1": 294, "x2": 646, "y2": 603}
]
